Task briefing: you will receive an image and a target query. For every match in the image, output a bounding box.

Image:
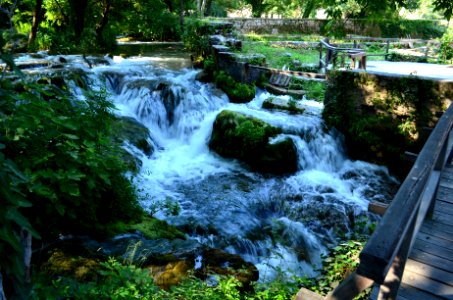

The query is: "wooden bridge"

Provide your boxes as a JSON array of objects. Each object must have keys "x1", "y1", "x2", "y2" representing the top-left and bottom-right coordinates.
[{"x1": 296, "y1": 102, "x2": 453, "y2": 300}]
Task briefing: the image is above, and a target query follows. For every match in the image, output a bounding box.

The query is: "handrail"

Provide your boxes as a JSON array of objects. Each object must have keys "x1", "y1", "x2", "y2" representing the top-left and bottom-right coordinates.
[
  {"x1": 325, "y1": 102, "x2": 453, "y2": 300},
  {"x1": 319, "y1": 38, "x2": 364, "y2": 53},
  {"x1": 318, "y1": 38, "x2": 366, "y2": 72}
]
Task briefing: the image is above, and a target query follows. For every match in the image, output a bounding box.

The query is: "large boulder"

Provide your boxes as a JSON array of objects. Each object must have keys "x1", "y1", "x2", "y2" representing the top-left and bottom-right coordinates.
[
  {"x1": 113, "y1": 116, "x2": 154, "y2": 172},
  {"x1": 209, "y1": 110, "x2": 298, "y2": 174},
  {"x1": 115, "y1": 116, "x2": 154, "y2": 156}
]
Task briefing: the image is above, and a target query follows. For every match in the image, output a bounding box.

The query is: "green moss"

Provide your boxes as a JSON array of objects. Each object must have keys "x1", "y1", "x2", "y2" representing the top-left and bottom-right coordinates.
[
  {"x1": 129, "y1": 216, "x2": 186, "y2": 240},
  {"x1": 262, "y1": 97, "x2": 305, "y2": 114},
  {"x1": 214, "y1": 71, "x2": 255, "y2": 103},
  {"x1": 209, "y1": 110, "x2": 298, "y2": 174}
]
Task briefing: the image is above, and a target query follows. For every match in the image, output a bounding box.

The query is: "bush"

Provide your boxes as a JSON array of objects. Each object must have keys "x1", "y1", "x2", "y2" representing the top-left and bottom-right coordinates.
[
  {"x1": 0, "y1": 80, "x2": 142, "y2": 240},
  {"x1": 31, "y1": 258, "x2": 301, "y2": 300},
  {"x1": 439, "y1": 27, "x2": 453, "y2": 62},
  {"x1": 387, "y1": 52, "x2": 428, "y2": 63},
  {"x1": 183, "y1": 18, "x2": 214, "y2": 64}
]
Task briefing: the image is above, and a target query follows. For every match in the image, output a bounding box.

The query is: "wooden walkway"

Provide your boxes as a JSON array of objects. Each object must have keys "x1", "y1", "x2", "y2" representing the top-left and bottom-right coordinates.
[{"x1": 371, "y1": 162, "x2": 453, "y2": 300}]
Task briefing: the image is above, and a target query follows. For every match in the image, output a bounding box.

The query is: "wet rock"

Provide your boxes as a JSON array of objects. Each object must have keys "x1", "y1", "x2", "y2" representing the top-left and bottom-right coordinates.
[
  {"x1": 262, "y1": 97, "x2": 305, "y2": 114},
  {"x1": 209, "y1": 110, "x2": 298, "y2": 174},
  {"x1": 209, "y1": 35, "x2": 227, "y2": 45},
  {"x1": 41, "y1": 249, "x2": 100, "y2": 281},
  {"x1": 195, "y1": 70, "x2": 212, "y2": 83},
  {"x1": 197, "y1": 249, "x2": 259, "y2": 288},
  {"x1": 148, "y1": 248, "x2": 258, "y2": 290},
  {"x1": 115, "y1": 116, "x2": 154, "y2": 156}
]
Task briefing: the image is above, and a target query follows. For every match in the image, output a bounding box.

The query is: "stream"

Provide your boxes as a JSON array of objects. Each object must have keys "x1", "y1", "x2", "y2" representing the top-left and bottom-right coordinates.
[{"x1": 14, "y1": 43, "x2": 399, "y2": 282}]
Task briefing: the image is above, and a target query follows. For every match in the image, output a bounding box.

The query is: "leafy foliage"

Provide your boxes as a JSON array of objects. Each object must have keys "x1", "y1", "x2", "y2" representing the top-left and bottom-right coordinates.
[
  {"x1": 433, "y1": 0, "x2": 453, "y2": 21},
  {"x1": 0, "y1": 146, "x2": 40, "y2": 297},
  {"x1": 183, "y1": 18, "x2": 216, "y2": 64},
  {"x1": 31, "y1": 257, "x2": 302, "y2": 299},
  {"x1": 439, "y1": 27, "x2": 453, "y2": 62},
  {"x1": 1, "y1": 79, "x2": 142, "y2": 239}
]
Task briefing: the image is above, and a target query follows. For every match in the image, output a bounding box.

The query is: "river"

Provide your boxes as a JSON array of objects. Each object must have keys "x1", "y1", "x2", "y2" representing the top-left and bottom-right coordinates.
[{"x1": 15, "y1": 43, "x2": 398, "y2": 282}]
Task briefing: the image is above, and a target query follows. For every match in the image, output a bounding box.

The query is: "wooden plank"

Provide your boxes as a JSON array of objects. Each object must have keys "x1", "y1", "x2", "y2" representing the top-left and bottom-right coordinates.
[
  {"x1": 397, "y1": 282, "x2": 444, "y2": 300},
  {"x1": 441, "y1": 165, "x2": 453, "y2": 173},
  {"x1": 417, "y1": 231, "x2": 452, "y2": 250},
  {"x1": 433, "y1": 200, "x2": 453, "y2": 215},
  {"x1": 436, "y1": 186, "x2": 453, "y2": 204},
  {"x1": 421, "y1": 221, "x2": 453, "y2": 240},
  {"x1": 401, "y1": 269, "x2": 453, "y2": 299},
  {"x1": 370, "y1": 285, "x2": 379, "y2": 300},
  {"x1": 412, "y1": 239, "x2": 453, "y2": 263},
  {"x1": 410, "y1": 248, "x2": 453, "y2": 273},
  {"x1": 439, "y1": 178, "x2": 453, "y2": 189},
  {"x1": 431, "y1": 211, "x2": 453, "y2": 226},
  {"x1": 358, "y1": 104, "x2": 453, "y2": 283},
  {"x1": 405, "y1": 259, "x2": 453, "y2": 285}
]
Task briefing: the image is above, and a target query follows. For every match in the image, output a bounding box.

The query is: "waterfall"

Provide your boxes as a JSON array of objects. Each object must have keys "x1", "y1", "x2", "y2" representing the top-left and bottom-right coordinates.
[{"x1": 14, "y1": 51, "x2": 398, "y2": 282}]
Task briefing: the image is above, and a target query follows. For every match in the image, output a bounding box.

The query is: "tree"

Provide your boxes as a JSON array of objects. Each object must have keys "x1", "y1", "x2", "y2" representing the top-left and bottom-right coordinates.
[
  {"x1": 433, "y1": 0, "x2": 453, "y2": 21},
  {"x1": 244, "y1": 0, "x2": 268, "y2": 17},
  {"x1": 28, "y1": 0, "x2": 43, "y2": 45},
  {"x1": 323, "y1": 0, "x2": 419, "y2": 19}
]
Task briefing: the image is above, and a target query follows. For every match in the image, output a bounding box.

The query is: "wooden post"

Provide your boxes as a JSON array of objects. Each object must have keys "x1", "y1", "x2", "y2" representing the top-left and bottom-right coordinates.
[
  {"x1": 376, "y1": 213, "x2": 417, "y2": 300},
  {"x1": 319, "y1": 42, "x2": 324, "y2": 71},
  {"x1": 326, "y1": 272, "x2": 374, "y2": 300},
  {"x1": 385, "y1": 40, "x2": 390, "y2": 61}
]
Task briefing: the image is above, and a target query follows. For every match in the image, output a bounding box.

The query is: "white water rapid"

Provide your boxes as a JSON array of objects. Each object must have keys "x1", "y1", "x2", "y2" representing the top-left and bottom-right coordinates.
[{"x1": 15, "y1": 48, "x2": 398, "y2": 282}]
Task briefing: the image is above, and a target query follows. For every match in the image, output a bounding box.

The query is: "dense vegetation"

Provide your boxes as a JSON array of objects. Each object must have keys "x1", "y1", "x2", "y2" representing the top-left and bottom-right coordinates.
[
  {"x1": 1, "y1": 0, "x2": 452, "y2": 298},
  {"x1": 0, "y1": 0, "x2": 450, "y2": 54}
]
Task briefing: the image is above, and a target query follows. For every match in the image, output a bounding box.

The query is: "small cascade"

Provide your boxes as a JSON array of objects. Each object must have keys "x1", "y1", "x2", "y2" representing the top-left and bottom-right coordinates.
[{"x1": 12, "y1": 50, "x2": 399, "y2": 282}]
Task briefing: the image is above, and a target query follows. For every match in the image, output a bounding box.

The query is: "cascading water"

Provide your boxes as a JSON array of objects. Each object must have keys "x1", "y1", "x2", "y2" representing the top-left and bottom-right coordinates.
[{"x1": 14, "y1": 49, "x2": 398, "y2": 282}]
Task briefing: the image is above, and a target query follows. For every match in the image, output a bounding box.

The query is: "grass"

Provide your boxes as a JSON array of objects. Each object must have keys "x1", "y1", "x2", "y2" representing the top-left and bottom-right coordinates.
[
  {"x1": 240, "y1": 33, "x2": 443, "y2": 68},
  {"x1": 240, "y1": 41, "x2": 319, "y2": 70}
]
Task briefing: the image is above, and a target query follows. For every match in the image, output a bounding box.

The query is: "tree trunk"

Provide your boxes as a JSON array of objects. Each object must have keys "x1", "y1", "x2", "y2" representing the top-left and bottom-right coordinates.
[
  {"x1": 200, "y1": 0, "x2": 207, "y2": 16},
  {"x1": 69, "y1": 0, "x2": 88, "y2": 39},
  {"x1": 196, "y1": 0, "x2": 201, "y2": 17},
  {"x1": 163, "y1": 0, "x2": 174, "y2": 12},
  {"x1": 95, "y1": 0, "x2": 111, "y2": 47},
  {"x1": 204, "y1": 0, "x2": 213, "y2": 16},
  {"x1": 179, "y1": 0, "x2": 184, "y2": 33},
  {"x1": 28, "y1": 0, "x2": 43, "y2": 45}
]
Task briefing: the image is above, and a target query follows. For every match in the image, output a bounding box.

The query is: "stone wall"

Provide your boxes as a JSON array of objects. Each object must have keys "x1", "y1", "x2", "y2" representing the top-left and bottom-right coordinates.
[
  {"x1": 225, "y1": 18, "x2": 327, "y2": 35},
  {"x1": 323, "y1": 71, "x2": 453, "y2": 177},
  {"x1": 212, "y1": 18, "x2": 445, "y2": 39}
]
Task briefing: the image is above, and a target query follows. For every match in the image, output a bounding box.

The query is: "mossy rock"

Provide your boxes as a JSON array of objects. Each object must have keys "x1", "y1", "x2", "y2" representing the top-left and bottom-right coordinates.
[
  {"x1": 129, "y1": 216, "x2": 186, "y2": 240},
  {"x1": 41, "y1": 249, "x2": 101, "y2": 281},
  {"x1": 209, "y1": 110, "x2": 298, "y2": 174},
  {"x1": 114, "y1": 116, "x2": 153, "y2": 156},
  {"x1": 262, "y1": 97, "x2": 305, "y2": 114}
]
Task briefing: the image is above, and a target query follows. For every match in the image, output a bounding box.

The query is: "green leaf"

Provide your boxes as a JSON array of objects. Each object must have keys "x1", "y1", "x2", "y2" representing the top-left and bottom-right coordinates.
[
  {"x1": 0, "y1": 226, "x2": 22, "y2": 252},
  {"x1": 63, "y1": 133, "x2": 79, "y2": 140}
]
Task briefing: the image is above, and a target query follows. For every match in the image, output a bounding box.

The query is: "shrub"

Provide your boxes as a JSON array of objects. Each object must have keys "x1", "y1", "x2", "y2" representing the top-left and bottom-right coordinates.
[
  {"x1": 0, "y1": 80, "x2": 142, "y2": 240},
  {"x1": 183, "y1": 18, "x2": 214, "y2": 64},
  {"x1": 439, "y1": 27, "x2": 453, "y2": 62}
]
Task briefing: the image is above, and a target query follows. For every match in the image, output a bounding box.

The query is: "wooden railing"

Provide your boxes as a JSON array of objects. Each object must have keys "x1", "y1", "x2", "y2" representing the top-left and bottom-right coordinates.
[
  {"x1": 346, "y1": 36, "x2": 442, "y2": 62},
  {"x1": 318, "y1": 38, "x2": 367, "y2": 73},
  {"x1": 297, "y1": 102, "x2": 453, "y2": 300}
]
